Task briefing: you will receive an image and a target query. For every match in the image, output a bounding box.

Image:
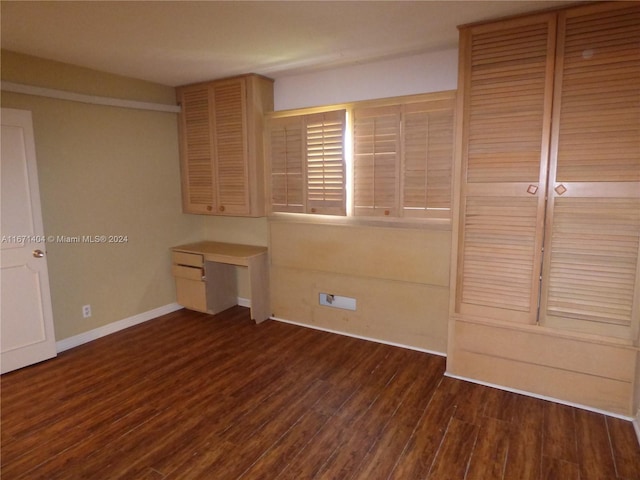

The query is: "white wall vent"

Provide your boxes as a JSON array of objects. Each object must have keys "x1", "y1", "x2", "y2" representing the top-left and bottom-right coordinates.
[{"x1": 319, "y1": 293, "x2": 356, "y2": 311}]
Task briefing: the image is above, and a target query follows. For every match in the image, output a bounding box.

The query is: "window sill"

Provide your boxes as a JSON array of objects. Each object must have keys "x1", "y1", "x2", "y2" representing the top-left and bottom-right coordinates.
[{"x1": 267, "y1": 212, "x2": 451, "y2": 231}]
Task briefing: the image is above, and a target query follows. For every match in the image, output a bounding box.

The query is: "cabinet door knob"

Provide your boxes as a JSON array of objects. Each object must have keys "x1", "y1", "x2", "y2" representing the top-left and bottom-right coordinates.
[
  {"x1": 555, "y1": 184, "x2": 567, "y2": 195},
  {"x1": 206, "y1": 205, "x2": 213, "y2": 212},
  {"x1": 527, "y1": 184, "x2": 538, "y2": 195},
  {"x1": 33, "y1": 249, "x2": 45, "y2": 258},
  {"x1": 219, "y1": 205, "x2": 225, "y2": 212}
]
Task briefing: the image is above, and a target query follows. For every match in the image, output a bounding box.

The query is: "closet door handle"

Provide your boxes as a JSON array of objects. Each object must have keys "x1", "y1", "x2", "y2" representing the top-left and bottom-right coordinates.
[
  {"x1": 527, "y1": 184, "x2": 538, "y2": 195},
  {"x1": 555, "y1": 184, "x2": 567, "y2": 195}
]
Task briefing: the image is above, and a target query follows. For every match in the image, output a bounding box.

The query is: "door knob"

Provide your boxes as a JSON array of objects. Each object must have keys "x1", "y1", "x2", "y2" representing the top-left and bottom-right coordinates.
[{"x1": 33, "y1": 249, "x2": 45, "y2": 258}]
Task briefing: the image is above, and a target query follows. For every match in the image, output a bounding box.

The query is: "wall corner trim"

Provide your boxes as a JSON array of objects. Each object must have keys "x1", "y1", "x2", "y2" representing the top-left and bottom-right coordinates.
[
  {"x1": 634, "y1": 410, "x2": 640, "y2": 446},
  {"x1": 1, "y1": 81, "x2": 181, "y2": 113},
  {"x1": 56, "y1": 303, "x2": 183, "y2": 352}
]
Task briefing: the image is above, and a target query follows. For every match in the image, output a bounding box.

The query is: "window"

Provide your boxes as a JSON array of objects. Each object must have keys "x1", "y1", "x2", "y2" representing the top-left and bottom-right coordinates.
[
  {"x1": 269, "y1": 115, "x2": 304, "y2": 213},
  {"x1": 401, "y1": 99, "x2": 455, "y2": 218},
  {"x1": 268, "y1": 91, "x2": 455, "y2": 221},
  {"x1": 353, "y1": 105, "x2": 401, "y2": 217},
  {"x1": 269, "y1": 110, "x2": 346, "y2": 215},
  {"x1": 306, "y1": 111, "x2": 347, "y2": 215}
]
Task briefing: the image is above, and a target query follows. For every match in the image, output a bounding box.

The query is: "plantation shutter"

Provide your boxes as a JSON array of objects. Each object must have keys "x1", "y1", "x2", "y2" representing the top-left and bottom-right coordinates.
[
  {"x1": 212, "y1": 78, "x2": 250, "y2": 215},
  {"x1": 269, "y1": 116, "x2": 304, "y2": 213},
  {"x1": 353, "y1": 105, "x2": 401, "y2": 217},
  {"x1": 268, "y1": 109, "x2": 346, "y2": 215},
  {"x1": 540, "y1": 3, "x2": 640, "y2": 340},
  {"x1": 402, "y1": 98, "x2": 455, "y2": 218},
  {"x1": 177, "y1": 84, "x2": 215, "y2": 214},
  {"x1": 305, "y1": 110, "x2": 347, "y2": 215},
  {"x1": 455, "y1": 14, "x2": 557, "y2": 323}
]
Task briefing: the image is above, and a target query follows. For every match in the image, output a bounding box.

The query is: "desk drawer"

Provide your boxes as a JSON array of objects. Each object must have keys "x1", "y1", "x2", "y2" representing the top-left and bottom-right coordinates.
[
  {"x1": 172, "y1": 251, "x2": 203, "y2": 267},
  {"x1": 172, "y1": 264, "x2": 204, "y2": 281}
]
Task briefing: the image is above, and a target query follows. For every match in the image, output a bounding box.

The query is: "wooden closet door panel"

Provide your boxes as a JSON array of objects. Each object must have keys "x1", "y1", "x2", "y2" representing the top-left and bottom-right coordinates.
[
  {"x1": 541, "y1": 3, "x2": 640, "y2": 340},
  {"x1": 455, "y1": 14, "x2": 556, "y2": 323},
  {"x1": 177, "y1": 84, "x2": 215, "y2": 214},
  {"x1": 212, "y1": 78, "x2": 250, "y2": 215}
]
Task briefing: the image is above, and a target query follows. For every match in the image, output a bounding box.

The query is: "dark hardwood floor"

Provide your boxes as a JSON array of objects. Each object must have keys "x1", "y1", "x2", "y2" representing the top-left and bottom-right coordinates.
[{"x1": 2, "y1": 306, "x2": 639, "y2": 479}]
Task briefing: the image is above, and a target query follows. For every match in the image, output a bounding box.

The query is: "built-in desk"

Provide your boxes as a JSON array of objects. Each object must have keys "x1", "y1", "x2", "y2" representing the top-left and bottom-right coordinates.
[{"x1": 171, "y1": 241, "x2": 270, "y2": 323}]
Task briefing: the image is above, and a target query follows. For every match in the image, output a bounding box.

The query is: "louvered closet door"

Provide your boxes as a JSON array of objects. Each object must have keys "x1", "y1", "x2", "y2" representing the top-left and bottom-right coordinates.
[
  {"x1": 212, "y1": 78, "x2": 250, "y2": 215},
  {"x1": 540, "y1": 3, "x2": 640, "y2": 340},
  {"x1": 455, "y1": 14, "x2": 556, "y2": 323},
  {"x1": 177, "y1": 84, "x2": 215, "y2": 214}
]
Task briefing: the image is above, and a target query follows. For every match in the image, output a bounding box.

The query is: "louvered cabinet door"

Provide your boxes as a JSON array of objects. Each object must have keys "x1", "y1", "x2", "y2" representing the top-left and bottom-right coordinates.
[
  {"x1": 211, "y1": 78, "x2": 250, "y2": 216},
  {"x1": 454, "y1": 14, "x2": 557, "y2": 324},
  {"x1": 540, "y1": 3, "x2": 640, "y2": 340},
  {"x1": 177, "y1": 84, "x2": 216, "y2": 214}
]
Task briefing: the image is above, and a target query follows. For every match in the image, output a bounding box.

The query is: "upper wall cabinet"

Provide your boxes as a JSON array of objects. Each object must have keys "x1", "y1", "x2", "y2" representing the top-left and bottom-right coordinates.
[{"x1": 176, "y1": 74, "x2": 274, "y2": 216}]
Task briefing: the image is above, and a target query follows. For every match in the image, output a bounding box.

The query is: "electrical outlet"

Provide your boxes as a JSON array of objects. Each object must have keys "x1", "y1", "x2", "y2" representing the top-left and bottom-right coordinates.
[{"x1": 82, "y1": 304, "x2": 92, "y2": 318}]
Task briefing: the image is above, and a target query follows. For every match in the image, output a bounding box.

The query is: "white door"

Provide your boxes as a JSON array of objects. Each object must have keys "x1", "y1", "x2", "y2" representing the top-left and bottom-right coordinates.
[{"x1": 1, "y1": 108, "x2": 57, "y2": 373}]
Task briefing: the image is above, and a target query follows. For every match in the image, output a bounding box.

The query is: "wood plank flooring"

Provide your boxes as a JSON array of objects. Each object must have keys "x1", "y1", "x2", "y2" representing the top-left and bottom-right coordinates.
[{"x1": 2, "y1": 306, "x2": 639, "y2": 479}]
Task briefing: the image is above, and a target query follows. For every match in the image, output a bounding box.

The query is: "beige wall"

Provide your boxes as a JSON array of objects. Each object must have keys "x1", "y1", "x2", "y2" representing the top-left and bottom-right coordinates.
[
  {"x1": 1, "y1": 49, "x2": 451, "y2": 352},
  {"x1": 269, "y1": 218, "x2": 451, "y2": 353},
  {"x1": 1, "y1": 51, "x2": 204, "y2": 340}
]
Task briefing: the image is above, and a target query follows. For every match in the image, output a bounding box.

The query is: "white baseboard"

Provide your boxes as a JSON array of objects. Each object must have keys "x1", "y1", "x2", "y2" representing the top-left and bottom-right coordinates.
[
  {"x1": 445, "y1": 372, "x2": 634, "y2": 422},
  {"x1": 56, "y1": 297, "x2": 252, "y2": 353},
  {"x1": 271, "y1": 315, "x2": 446, "y2": 357},
  {"x1": 56, "y1": 303, "x2": 183, "y2": 352}
]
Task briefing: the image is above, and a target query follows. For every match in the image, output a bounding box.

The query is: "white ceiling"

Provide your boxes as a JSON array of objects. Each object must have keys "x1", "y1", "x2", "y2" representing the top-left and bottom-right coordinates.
[{"x1": 1, "y1": 1, "x2": 574, "y2": 87}]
